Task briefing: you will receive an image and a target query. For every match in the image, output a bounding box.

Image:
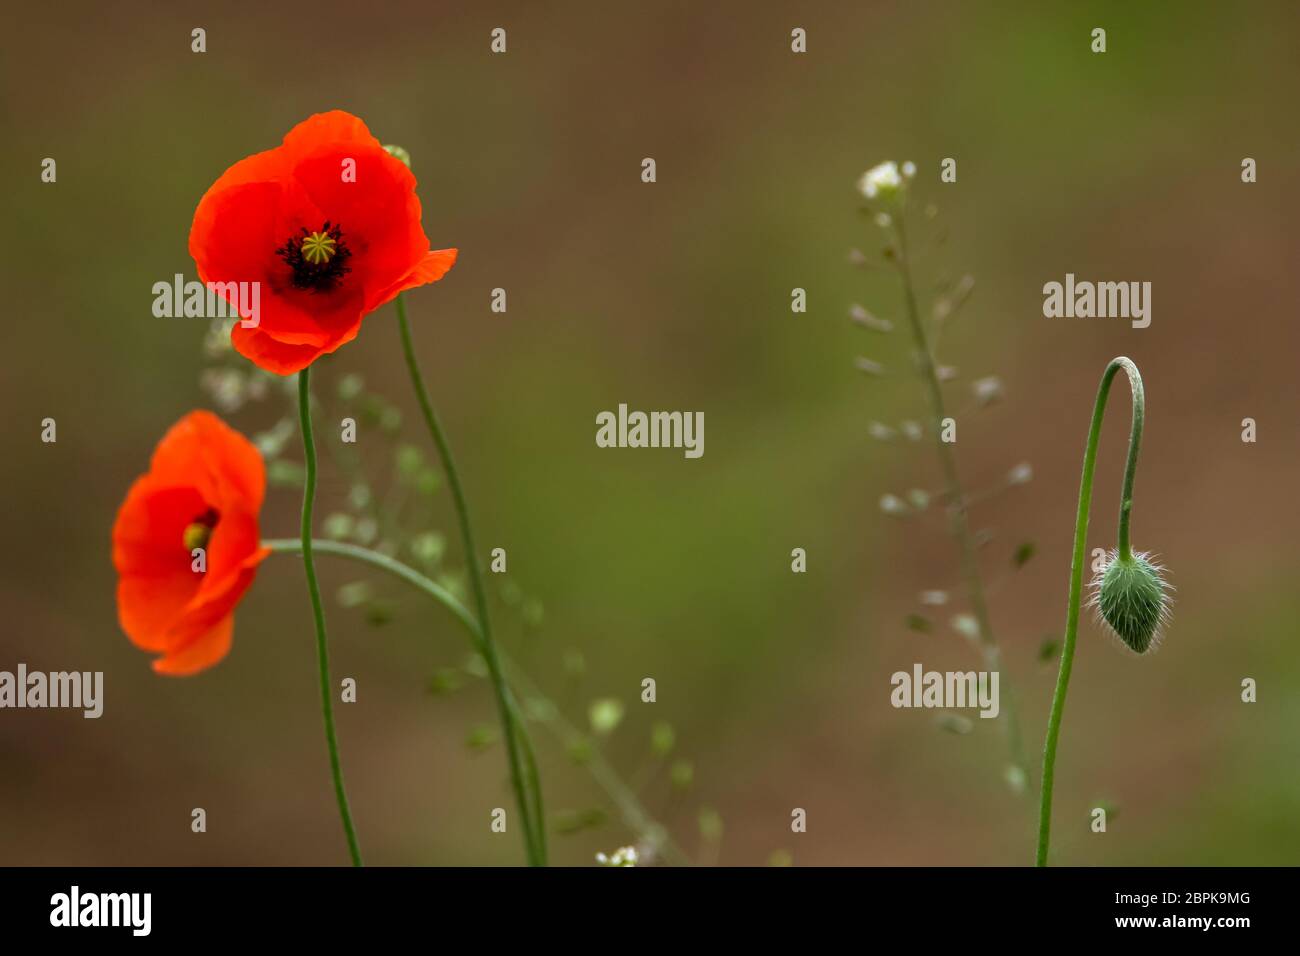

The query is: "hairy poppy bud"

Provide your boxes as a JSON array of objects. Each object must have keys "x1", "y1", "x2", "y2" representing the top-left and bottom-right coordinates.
[
  {"x1": 1090, "y1": 550, "x2": 1172, "y2": 654},
  {"x1": 1038, "y1": 357, "x2": 1166, "y2": 866}
]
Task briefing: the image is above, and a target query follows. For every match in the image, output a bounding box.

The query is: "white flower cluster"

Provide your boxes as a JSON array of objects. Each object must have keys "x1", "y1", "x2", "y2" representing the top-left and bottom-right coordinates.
[
  {"x1": 857, "y1": 160, "x2": 916, "y2": 201},
  {"x1": 595, "y1": 846, "x2": 639, "y2": 867}
]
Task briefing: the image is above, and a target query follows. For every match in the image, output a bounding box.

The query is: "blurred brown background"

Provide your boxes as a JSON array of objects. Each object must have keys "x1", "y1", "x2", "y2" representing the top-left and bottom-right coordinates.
[{"x1": 2, "y1": 1, "x2": 1298, "y2": 865}]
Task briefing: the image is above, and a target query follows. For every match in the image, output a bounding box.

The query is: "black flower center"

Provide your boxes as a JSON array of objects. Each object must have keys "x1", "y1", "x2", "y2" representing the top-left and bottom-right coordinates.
[{"x1": 277, "y1": 221, "x2": 352, "y2": 292}]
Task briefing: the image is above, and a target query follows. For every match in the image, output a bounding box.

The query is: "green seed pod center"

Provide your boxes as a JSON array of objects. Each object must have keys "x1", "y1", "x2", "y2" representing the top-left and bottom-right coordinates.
[{"x1": 182, "y1": 507, "x2": 219, "y2": 553}]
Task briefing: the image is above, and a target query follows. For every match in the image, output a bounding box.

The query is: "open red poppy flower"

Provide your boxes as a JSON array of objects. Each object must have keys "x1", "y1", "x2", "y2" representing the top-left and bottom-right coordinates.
[
  {"x1": 112, "y1": 411, "x2": 270, "y2": 675},
  {"x1": 189, "y1": 110, "x2": 457, "y2": 375}
]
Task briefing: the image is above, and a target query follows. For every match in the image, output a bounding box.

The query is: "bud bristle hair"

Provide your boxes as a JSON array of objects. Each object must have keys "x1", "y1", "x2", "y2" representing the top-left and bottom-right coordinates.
[{"x1": 1088, "y1": 549, "x2": 1173, "y2": 654}]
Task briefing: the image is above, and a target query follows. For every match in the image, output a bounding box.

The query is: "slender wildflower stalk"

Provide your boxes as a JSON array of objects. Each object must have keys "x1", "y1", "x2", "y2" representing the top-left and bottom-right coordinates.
[
  {"x1": 1036, "y1": 357, "x2": 1169, "y2": 866},
  {"x1": 889, "y1": 212, "x2": 1029, "y2": 788},
  {"x1": 296, "y1": 368, "x2": 363, "y2": 866},
  {"x1": 500, "y1": 659, "x2": 692, "y2": 867},
  {"x1": 393, "y1": 293, "x2": 547, "y2": 867},
  {"x1": 262, "y1": 538, "x2": 687, "y2": 864}
]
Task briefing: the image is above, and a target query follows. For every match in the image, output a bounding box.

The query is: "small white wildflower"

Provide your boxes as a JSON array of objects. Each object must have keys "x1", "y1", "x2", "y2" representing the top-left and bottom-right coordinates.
[
  {"x1": 199, "y1": 368, "x2": 246, "y2": 413},
  {"x1": 936, "y1": 365, "x2": 958, "y2": 382},
  {"x1": 354, "y1": 517, "x2": 378, "y2": 544},
  {"x1": 203, "y1": 317, "x2": 236, "y2": 358},
  {"x1": 850, "y1": 304, "x2": 893, "y2": 332},
  {"x1": 1007, "y1": 461, "x2": 1033, "y2": 485},
  {"x1": 919, "y1": 590, "x2": 949, "y2": 606},
  {"x1": 1004, "y1": 765, "x2": 1028, "y2": 794},
  {"x1": 950, "y1": 613, "x2": 980, "y2": 641},
  {"x1": 900, "y1": 420, "x2": 923, "y2": 441},
  {"x1": 857, "y1": 160, "x2": 903, "y2": 201},
  {"x1": 595, "y1": 846, "x2": 639, "y2": 867},
  {"x1": 867, "y1": 421, "x2": 896, "y2": 441},
  {"x1": 973, "y1": 376, "x2": 1004, "y2": 406},
  {"x1": 879, "y1": 494, "x2": 909, "y2": 516},
  {"x1": 902, "y1": 160, "x2": 916, "y2": 178},
  {"x1": 935, "y1": 712, "x2": 973, "y2": 735},
  {"x1": 245, "y1": 372, "x2": 269, "y2": 403},
  {"x1": 252, "y1": 418, "x2": 295, "y2": 458}
]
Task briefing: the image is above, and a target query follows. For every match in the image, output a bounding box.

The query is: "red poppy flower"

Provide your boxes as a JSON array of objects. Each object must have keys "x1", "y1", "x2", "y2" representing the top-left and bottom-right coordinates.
[
  {"x1": 112, "y1": 411, "x2": 270, "y2": 675},
  {"x1": 189, "y1": 110, "x2": 457, "y2": 375}
]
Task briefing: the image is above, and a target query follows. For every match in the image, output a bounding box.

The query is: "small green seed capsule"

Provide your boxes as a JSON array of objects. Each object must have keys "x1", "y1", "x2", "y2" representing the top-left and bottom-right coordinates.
[{"x1": 1092, "y1": 551, "x2": 1171, "y2": 654}]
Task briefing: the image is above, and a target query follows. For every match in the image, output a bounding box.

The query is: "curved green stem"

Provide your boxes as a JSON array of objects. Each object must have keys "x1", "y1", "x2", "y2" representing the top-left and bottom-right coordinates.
[
  {"x1": 1114, "y1": 366, "x2": 1144, "y2": 563},
  {"x1": 270, "y1": 538, "x2": 478, "y2": 634},
  {"x1": 297, "y1": 368, "x2": 363, "y2": 867},
  {"x1": 1035, "y1": 356, "x2": 1144, "y2": 866},
  {"x1": 263, "y1": 537, "x2": 686, "y2": 864},
  {"x1": 393, "y1": 293, "x2": 547, "y2": 867}
]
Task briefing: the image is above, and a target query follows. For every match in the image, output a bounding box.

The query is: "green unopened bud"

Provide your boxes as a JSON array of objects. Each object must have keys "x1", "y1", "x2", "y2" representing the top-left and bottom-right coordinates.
[
  {"x1": 588, "y1": 698, "x2": 624, "y2": 736},
  {"x1": 1091, "y1": 550, "x2": 1172, "y2": 654},
  {"x1": 382, "y1": 144, "x2": 412, "y2": 168}
]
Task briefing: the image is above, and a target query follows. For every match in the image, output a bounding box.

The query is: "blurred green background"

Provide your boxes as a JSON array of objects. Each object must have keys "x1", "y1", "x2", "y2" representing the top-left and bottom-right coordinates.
[{"x1": 3, "y1": 1, "x2": 1299, "y2": 866}]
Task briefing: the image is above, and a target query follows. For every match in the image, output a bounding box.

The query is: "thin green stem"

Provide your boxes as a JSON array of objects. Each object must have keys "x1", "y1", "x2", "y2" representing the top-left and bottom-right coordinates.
[
  {"x1": 393, "y1": 293, "x2": 547, "y2": 867},
  {"x1": 893, "y1": 216, "x2": 1029, "y2": 787},
  {"x1": 501, "y1": 659, "x2": 693, "y2": 867},
  {"x1": 1115, "y1": 365, "x2": 1144, "y2": 562},
  {"x1": 263, "y1": 538, "x2": 687, "y2": 864},
  {"x1": 297, "y1": 368, "x2": 363, "y2": 867},
  {"x1": 269, "y1": 538, "x2": 478, "y2": 633},
  {"x1": 1035, "y1": 357, "x2": 1144, "y2": 866}
]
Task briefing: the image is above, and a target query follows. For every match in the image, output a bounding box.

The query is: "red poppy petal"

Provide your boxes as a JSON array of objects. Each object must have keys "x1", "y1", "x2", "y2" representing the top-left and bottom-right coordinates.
[
  {"x1": 369, "y1": 248, "x2": 459, "y2": 310},
  {"x1": 190, "y1": 181, "x2": 286, "y2": 289},
  {"x1": 194, "y1": 415, "x2": 267, "y2": 513},
  {"x1": 148, "y1": 411, "x2": 265, "y2": 511},
  {"x1": 197, "y1": 145, "x2": 290, "y2": 200},
  {"x1": 116, "y1": 565, "x2": 204, "y2": 654},
  {"x1": 115, "y1": 411, "x2": 270, "y2": 674},
  {"x1": 174, "y1": 550, "x2": 264, "y2": 647},
  {"x1": 192, "y1": 179, "x2": 367, "y2": 349},
  {"x1": 112, "y1": 479, "x2": 210, "y2": 578},
  {"x1": 280, "y1": 110, "x2": 382, "y2": 156},
  {"x1": 249, "y1": 286, "x2": 367, "y2": 348},
  {"x1": 288, "y1": 144, "x2": 428, "y2": 297},
  {"x1": 152, "y1": 614, "x2": 235, "y2": 676},
  {"x1": 187, "y1": 510, "x2": 267, "y2": 614},
  {"x1": 230, "y1": 320, "x2": 360, "y2": 375}
]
